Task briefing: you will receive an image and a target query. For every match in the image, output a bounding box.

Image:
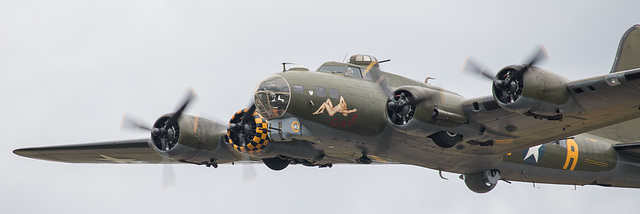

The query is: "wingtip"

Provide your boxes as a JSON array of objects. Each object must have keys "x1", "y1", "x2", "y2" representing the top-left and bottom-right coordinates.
[
  {"x1": 12, "y1": 148, "x2": 35, "y2": 158},
  {"x1": 13, "y1": 147, "x2": 60, "y2": 162}
]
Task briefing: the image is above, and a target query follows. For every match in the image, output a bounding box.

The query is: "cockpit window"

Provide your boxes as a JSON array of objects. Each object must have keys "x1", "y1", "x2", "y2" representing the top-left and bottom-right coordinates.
[
  {"x1": 318, "y1": 65, "x2": 347, "y2": 73},
  {"x1": 254, "y1": 75, "x2": 291, "y2": 119},
  {"x1": 318, "y1": 63, "x2": 372, "y2": 80},
  {"x1": 345, "y1": 66, "x2": 362, "y2": 78}
]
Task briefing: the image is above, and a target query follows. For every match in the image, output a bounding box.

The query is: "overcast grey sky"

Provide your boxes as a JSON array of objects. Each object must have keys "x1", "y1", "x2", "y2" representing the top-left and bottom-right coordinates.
[{"x1": 2, "y1": 0, "x2": 640, "y2": 213}]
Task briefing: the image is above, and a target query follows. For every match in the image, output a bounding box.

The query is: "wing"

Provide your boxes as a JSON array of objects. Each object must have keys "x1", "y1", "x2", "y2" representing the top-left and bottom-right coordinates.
[
  {"x1": 12, "y1": 139, "x2": 168, "y2": 164},
  {"x1": 13, "y1": 138, "x2": 396, "y2": 165},
  {"x1": 465, "y1": 68, "x2": 640, "y2": 154}
]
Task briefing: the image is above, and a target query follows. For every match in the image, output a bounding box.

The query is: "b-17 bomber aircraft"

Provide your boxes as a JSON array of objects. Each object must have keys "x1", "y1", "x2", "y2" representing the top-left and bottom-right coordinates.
[{"x1": 14, "y1": 25, "x2": 640, "y2": 193}]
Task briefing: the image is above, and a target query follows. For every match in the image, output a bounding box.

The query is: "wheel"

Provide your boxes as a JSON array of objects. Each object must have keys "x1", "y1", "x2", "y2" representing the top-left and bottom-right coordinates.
[
  {"x1": 262, "y1": 157, "x2": 290, "y2": 171},
  {"x1": 464, "y1": 170, "x2": 500, "y2": 194},
  {"x1": 429, "y1": 131, "x2": 463, "y2": 148}
]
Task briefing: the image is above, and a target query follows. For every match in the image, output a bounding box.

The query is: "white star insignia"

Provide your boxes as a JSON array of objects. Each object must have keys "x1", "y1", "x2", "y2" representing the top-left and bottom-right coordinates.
[{"x1": 524, "y1": 145, "x2": 543, "y2": 163}]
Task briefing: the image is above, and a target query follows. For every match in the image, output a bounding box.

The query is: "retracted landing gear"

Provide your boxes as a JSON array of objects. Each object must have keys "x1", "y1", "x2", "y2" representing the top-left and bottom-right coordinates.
[
  {"x1": 262, "y1": 156, "x2": 290, "y2": 171},
  {"x1": 429, "y1": 131, "x2": 463, "y2": 148},
  {"x1": 463, "y1": 169, "x2": 501, "y2": 194}
]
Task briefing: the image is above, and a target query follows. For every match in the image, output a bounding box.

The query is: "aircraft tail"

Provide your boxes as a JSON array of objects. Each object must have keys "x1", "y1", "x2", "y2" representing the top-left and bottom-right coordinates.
[
  {"x1": 610, "y1": 24, "x2": 640, "y2": 73},
  {"x1": 589, "y1": 25, "x2": 640, "y2": 142}
]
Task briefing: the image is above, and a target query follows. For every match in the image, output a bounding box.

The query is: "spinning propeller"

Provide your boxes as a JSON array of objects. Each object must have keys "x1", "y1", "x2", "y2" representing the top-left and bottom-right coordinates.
[
  {"x1": 121, "y1": 89, "x2": 198, "y2": 151},
  {"x1": 463, "y1": 45, "x2": 549, "y2": 103},
  {"x1": 226, "y1": 104, "x2": 257, "y2": 149},
  {"x1": 365, "y1": 60, "x2": 427, "y2": 125},
  {"x1": 152, "y1": 89, "x2": 198, "y2": 151},
  {"x1": 120, "y1": 88, "x2": 199, "y2": 188},
  {"x1": 226, "y1": 101, "x2": 260, "y2": 182},
  {"x1": 463, "y1": 45, "x2": 548, "y2": 86}
]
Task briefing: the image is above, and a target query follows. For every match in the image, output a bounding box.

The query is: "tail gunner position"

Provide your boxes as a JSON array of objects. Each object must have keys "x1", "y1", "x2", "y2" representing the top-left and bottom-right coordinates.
[{"x1": 14, "y1": 25, "x2": 640, "y2": 193}]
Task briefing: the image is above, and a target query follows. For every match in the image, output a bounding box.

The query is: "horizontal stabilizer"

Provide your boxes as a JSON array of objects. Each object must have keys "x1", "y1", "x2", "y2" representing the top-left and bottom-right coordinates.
[{"x1": 613, "y1": 142, "x2": 640, "y2": 159}]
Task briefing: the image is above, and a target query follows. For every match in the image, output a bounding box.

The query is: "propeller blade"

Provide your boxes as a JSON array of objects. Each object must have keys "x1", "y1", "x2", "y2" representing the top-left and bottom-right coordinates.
[
  {"x1": 242, "y1": 155, "x2": 257, "y2": 183},
  {"x1": 238, "y1": 132, "x2": 247, "y2": 147},
  {"x1": 512, "y1": 45, "x2": 549, "y2": 80},
  {"x1": 524, "y1": 44, "x2": 549, "y2": 67},
  {"x1": 162, "y1": 157, "x2": 176, "y2": 188},
  {"x1": 120, "y1": 114, "x2": 151, "y2": 131},
  {"x1": 160, "y1": 138, "x2": 168, "y2": 151},
  {"x1": 240, "y1": 104, "x2": 257, "y2": 126},
  {"x1": 164, "y1": 88, "x2": 199, "y2": 130},
  {"x1": 364, "y1": 61, "x2": 394, "y2": 99},
  {"x1": 462, "y1": 56, "x2": 494, "y2": 81},
  {"x1": 390, "y1": 113, "x2": 399, "y2": 124}
]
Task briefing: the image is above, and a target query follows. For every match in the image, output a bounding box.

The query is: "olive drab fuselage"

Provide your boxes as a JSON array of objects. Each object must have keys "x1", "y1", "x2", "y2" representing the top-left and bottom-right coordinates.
[{"x1": 248, "y1": 57, "x2": 640, "y2": 189}]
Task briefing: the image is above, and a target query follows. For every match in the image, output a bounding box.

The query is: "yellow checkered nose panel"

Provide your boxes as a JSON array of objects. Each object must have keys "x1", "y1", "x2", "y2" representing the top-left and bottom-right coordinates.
[{"x1": 225, "y1": 108, "x2": 270, "y2": 154}]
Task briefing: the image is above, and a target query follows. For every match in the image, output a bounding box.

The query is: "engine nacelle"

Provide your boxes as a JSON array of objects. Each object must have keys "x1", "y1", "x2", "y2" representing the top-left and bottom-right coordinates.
[
  {"x1": 150, "y1": 114, "x2": 235, "y2": 165},
  {"x1": 493, "y1": 65, "x2": 581, "y2": 120},
  {"x1": 387, "y1": 86, "x2": 477, "y2": 142},
  {"x1": 225, "y1": 108, "x2": 324, "y2": 162}
]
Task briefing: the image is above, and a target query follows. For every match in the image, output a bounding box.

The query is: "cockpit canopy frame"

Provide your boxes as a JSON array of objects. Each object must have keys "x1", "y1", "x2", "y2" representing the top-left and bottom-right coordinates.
[{"x1": 254, "y1": 75, "x2": 291, "y2": 119}]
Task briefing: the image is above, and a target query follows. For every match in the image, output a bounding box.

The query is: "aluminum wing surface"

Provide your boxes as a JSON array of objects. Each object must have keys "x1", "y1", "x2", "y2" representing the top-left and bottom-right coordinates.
[
  {"x1": 465, "y1": 68, "x2": 640, "y2": 154},
  {"x1": 12, "y1": 139, "x2": 167, "y2": 164}
]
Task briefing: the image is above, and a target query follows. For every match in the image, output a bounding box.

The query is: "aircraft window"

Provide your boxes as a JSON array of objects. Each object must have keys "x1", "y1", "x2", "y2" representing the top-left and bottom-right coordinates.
[
  {"x1": 293, "y1": 85, "x2": 303, "y2": 93},
  {"x1": 329, "y1": 88, "x2": 339, "y2": 99},
  {"x1": 345, "y1": 67, "x2": 362, "y2": 78},
  {"x1": 316, "y1": 86, "x2": 327, "y2": 97},
  {"x1": 318, "y1": 65, "x2": 347, "y2": 73}
]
